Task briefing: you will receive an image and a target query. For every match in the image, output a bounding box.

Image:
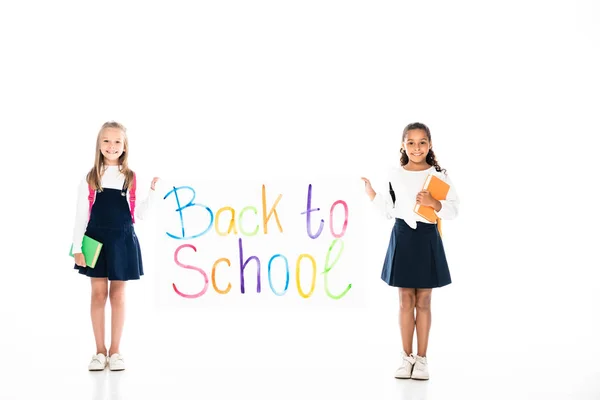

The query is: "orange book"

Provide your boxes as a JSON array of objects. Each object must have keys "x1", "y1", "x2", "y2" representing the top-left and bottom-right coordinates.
[{"x1": 414, "y1": 174, "x2": 450, "y2": 223}]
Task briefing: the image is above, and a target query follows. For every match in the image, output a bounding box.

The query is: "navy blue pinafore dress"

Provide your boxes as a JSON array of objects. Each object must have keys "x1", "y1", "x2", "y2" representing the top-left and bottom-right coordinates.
[{"x1": 74, "y1": 181, "x2": 144, "y2": 281}]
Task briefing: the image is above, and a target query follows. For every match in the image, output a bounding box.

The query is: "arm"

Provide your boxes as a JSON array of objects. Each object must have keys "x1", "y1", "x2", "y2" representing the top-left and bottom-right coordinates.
[
  {"x1": 71, "y1": 178, "x2": 90, "y2": 254},
  {"x1": 436, "y1": 173, "x2": 460, "y2": 219},
  {"x1": 135, "y1": 177, "x2": 160, "y2": 221},
  {"x1": 362, "y1": 175, "x2": 395, "y2": 220},
  {"x1": 371, "y1": 185, "x2": 395, "y2": 220}
]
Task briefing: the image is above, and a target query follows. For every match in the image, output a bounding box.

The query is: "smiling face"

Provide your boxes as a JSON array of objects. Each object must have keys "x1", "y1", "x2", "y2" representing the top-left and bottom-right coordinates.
[
  {"x1": 402, "y1": 129, "x2": 431, "y2": 164},
  {"x1": 99, "y1": 127, "x2": 125, "y2": 165}
]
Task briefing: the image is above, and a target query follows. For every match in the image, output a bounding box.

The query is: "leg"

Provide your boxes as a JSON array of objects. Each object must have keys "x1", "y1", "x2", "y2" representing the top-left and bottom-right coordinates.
[
  {"x1": 398, "y1": 288, "x2": 416, "y2": 355},
  {"x1": 90, "y1": 278, "x2": 109, "y2": 355},
  {"x1": 415, "y1": 288, "x2": 433, "y2": 357},
  {"x1": 108, "y1": 280, "x2": 127, "y2": 356}
]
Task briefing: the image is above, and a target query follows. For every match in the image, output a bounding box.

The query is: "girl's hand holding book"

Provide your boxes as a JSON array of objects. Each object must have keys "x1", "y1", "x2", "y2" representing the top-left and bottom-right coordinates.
[
  {"x1": 74, "y1": 253, "x2": 86, "y2": 267},
  {"x1": 416, "y1": 190, "x2": 441, "y2": 211}
]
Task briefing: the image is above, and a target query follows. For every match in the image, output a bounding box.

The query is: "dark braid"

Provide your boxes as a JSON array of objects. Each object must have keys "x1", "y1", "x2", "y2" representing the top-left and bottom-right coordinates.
[{"x1": 399, "y1": 122, "x2": 446, "y2": 174}]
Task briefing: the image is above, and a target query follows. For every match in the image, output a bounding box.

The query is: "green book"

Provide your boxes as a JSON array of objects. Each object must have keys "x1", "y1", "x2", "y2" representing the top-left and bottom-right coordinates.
[{"x1": 70, "y1": 235, "x2": 103, "y2": 268}]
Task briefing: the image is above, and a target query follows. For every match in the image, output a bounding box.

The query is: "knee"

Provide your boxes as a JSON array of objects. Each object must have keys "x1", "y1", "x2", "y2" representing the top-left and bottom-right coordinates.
[
  {"x1": 91, "y1": 290, "x2": 108, "y2": 306},
  {"x1": 416, "y1": 294, "x2": 432, "y2": 311},
  {"x1": 400, "y1": 293, "x2": 416, "y2": 311},
  {"x1": 109, "y1": 289, "x2": 125, "y2": 305}
]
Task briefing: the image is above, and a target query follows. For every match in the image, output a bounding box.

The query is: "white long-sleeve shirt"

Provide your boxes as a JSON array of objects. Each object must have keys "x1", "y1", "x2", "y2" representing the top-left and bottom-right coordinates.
[
  {"x1": 71, "y1": 166, "x2": 159, "y2": 253},
  {"x1": 371, "y1": 165, "x2": 460, "y2": 229}
]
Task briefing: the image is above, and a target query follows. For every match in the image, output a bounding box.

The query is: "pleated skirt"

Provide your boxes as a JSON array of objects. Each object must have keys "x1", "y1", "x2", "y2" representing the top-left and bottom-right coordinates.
[{"x1": 381, "y1": 218, "x2": 451, "y2": 288}]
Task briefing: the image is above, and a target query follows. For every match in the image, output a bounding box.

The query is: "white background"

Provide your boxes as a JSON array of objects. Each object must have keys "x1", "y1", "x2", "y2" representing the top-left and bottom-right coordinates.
[{"x1": 1, "y1": 1, "x2": 599, "y2": 399}]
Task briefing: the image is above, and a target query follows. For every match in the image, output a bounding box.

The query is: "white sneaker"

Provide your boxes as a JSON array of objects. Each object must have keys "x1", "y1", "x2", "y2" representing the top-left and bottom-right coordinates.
[
  {"x1": 411, "y1": 355, "x2": 429, "y2": 380},
  {"x1": 88, "y1": 353, "x2": 107, "y2": 371},
  {"x1": 394, "y1": 351, "x2": 416, "y2": 379},
  {"x1": 108, "y1": 353, "x2": 125, "y2": 371}
]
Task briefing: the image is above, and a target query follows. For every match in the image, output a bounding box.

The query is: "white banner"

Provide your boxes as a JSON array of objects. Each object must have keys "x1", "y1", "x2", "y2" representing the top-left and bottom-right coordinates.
[{"x1": 152, "y1": 177, "x2": 367, "y2": 309}]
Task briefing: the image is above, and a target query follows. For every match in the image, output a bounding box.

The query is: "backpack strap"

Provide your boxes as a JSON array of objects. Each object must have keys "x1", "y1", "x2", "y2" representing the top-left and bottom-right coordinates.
[
  {"x1": 129, "y1": 172, "x2": 136, "y2": 223},
  {"x1": 87, "y1": 184, "x2": 96, "y2": 221},
  {"x1": 388, "y1": 182, "x2": 396, "y2": 205}
]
